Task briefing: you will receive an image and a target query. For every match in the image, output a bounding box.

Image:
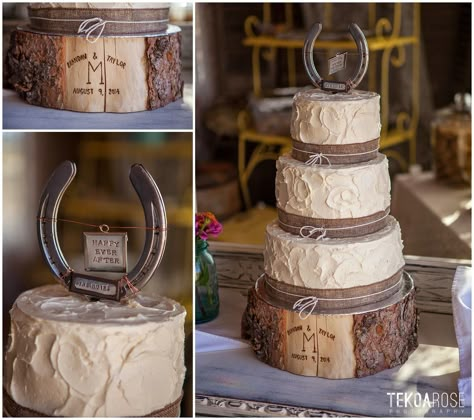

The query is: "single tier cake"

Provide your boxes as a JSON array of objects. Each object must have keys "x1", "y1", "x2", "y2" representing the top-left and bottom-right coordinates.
[{"x1": 4, "y1": 285, "x2": 186, "y2": 417}]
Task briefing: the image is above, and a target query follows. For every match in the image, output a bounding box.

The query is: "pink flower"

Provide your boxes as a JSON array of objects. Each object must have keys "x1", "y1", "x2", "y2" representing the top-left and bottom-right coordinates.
[{"x1": 195, "y1": 212, "x2": 223, "y2": 240}]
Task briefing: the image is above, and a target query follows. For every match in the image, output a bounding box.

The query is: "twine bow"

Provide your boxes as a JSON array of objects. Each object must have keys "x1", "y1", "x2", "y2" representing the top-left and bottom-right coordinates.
[
  {"x1": 305, "y1": 153, "x2": 331, "y2": 166},
  {"x1": 121, "y1": 275, "x2": 140, "y2": 295},
  {"x1": 299, "y1": 225, "x2": 327, "y2": 240},
  {"x1": 293, "y1": 296, "x2": 319, "y2": 320},
  {"x1": 78, "y1": 17, "x2": 107, "y2": 43}
]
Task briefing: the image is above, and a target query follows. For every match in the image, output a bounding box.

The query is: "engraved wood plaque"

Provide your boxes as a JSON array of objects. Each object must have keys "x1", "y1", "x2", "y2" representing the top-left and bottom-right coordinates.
[
  {"x1": 6, "y1": 28, "x2": 183, "y2": 113},
  {"x1": 83, "y1": 232, "x2": 128, "y2": 272},
  {"x1": 242, "y1": 274, "x2": 419, "y2": 379}
]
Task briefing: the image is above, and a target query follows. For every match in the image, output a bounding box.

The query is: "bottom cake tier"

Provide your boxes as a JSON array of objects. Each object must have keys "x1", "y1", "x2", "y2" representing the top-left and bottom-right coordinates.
[{"x1": 242, "y1": 272, "x2": 418, "y2": 379}]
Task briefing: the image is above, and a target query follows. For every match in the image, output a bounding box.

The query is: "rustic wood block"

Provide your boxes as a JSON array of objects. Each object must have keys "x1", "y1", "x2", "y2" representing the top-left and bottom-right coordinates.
[
  {"x1": 242, "y1": 274, "x2": 419, "y2": 379},
  {"x1": 6, "y1": 28, "x2": 183, "y2": 113}
]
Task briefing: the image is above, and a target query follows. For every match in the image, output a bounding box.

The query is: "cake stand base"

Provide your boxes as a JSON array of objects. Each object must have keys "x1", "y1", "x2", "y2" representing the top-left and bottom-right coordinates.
[
  {"x1": 242, "y1": 272, "x2": 418, "y2": 379},
  {"x1": 6, "y1": 28, "x2": 183, "y2": 113}
]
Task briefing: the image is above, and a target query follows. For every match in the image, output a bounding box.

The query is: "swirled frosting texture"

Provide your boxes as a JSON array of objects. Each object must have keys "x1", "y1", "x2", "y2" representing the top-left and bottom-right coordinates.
[
  {"x1": 4, "y1": 285, "x2": 186, "y2": 417},
  {"x1": 276, "y1": 154, "x2": 390, "y2": 219},
  {"x1": 264, "y1": 217, "x2": 404, "y2": 289},
  {"x1": 291, "y1": 89, "x2": 381, "y2": 145}
]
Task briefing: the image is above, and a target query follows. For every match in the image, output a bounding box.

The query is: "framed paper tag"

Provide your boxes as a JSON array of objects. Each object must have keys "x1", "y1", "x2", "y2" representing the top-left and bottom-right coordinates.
[
  {"x1": 83, "y1": 232, "x2": 128, "y2": 272},
  {"x1": 328, "y1": 52, "x2": 348, "y2": 75}
]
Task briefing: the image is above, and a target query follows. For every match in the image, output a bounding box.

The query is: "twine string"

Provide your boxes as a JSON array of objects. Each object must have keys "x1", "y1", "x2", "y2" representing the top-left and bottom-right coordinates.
[
  {"x1": 37, "y1": 217, "x2": 166, "y2": 232},
  {"x1": 121, "y1": 275, "x2": 140, "y2": 295},
  {"x1": 299, "y1": 225, "x2": 327, "y2": 240},
  {"x1": 78, "y1": 17, "x2": 107, "y2": 43},
  {"x1": 30, "y1": 15, "x2": 169, "y2": 43},
  {"x1": 279, "y1": 210, "x2": 389, "y2": 239},
  {"x1": 305, "y1": 153, "x2": 332, "y2": 166},
  {"x1": 264, "y1": 275, "x2": 403, "y2": 320},
  {"x1": 294, "y1": 147, "x2": 380, "y2": 166},
  {"x1": 293, "y1": 297, "x2": 319, "y2": 320}
]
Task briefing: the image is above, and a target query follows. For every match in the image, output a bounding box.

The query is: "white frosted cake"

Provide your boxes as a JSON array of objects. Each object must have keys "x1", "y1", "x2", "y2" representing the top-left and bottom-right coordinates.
[
  {"x1": 265, "y1": 216, "x2": 404, "y2": 289},
  {"x1": 243, "y1": 85, "x2": 418, "y2": 379},
  {"x1": 291, "y1": 90, "x2": 381, "y2": 145},
  {"x1": 266, "y1": 88, "x2": 404, "y2": 292},
  {"x1": 4, "y1": 285, "x2": 186, "y2": 417},
  {"x1": 276, "y1": 153, "x2": 390, "y2": 220}
]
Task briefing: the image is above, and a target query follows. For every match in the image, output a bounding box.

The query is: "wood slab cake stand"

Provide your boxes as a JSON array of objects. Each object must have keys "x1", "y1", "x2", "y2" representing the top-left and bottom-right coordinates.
[
  {"x1": 242, "y1": 274, "x2": 418, "y2": 379},
  {"x1": 6, "y1": 27, "x2": 183, "y2": 113}
]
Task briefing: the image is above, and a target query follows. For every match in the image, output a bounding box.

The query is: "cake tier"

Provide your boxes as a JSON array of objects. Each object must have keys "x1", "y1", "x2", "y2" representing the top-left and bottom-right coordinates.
[
  {"x1": 4, "y1": 285, "x2": 186, "y2": 417},
  {"x1": 264, "y1": 216, "x2": 404, "y2": 289},
  {"x1": 291, "y1": 89, "x2": 381, "y2": 145},
  {"x1": 276, "y1": 153, "x2": 390, "y2": 220}
]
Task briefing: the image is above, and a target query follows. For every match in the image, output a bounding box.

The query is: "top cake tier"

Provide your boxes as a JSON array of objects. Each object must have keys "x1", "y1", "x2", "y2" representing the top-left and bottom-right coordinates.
[{"x1": 291, "y1": 89, "x2": 381, "y2": 145}]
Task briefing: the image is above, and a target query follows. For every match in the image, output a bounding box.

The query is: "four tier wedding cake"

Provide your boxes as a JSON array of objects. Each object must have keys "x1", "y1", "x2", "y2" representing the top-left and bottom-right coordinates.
[{"x1": 243, "y1": 89, "x2": 418, "y2": 379}]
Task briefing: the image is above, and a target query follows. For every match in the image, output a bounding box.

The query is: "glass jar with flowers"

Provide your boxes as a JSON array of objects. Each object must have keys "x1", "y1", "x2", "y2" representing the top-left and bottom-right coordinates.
[{"x1": 195, "y1": 212, "x2": 223, "y2": 323}]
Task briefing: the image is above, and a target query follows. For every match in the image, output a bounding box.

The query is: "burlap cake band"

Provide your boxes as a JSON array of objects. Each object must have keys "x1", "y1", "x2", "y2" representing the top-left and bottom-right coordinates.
[
  {"x1": 28, "y1": 7, "x2": 170, "y2": 41},
  {"x1": 263, "y1": 268, "x2": 404, "y2": 313},
  {"x1": 292, "y1": 137, "x2": 380, "y2": 165},
  {"x1": 3, "y1": 389, "x2": 183, "y2": 417},
  {"x1": 277, "y1": 207, "x2": 390, "y2": 239}
]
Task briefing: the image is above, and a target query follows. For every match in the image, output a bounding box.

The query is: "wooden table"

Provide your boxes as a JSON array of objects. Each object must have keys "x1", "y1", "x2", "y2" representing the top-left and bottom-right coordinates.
[
  {"x1": 2, "y1": 83, "x2": 192, "y2": 130},
  {"x1": 196, "y1": 242, "x2": 471, "y2": 417}
]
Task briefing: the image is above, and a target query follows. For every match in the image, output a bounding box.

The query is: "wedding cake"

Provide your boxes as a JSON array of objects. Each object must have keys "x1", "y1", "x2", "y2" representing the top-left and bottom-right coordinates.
[
  {"x1": 4, "y1": 162, "x2": 185, "y2": 416},
  {"x1": 242, "y1": 88, "x2": 418, "y2": 379},
  {"x1": 4, "y1": 285, "x2": 186, "y2": 417},
  {"x1": 6, "y1": 2, "x2": 182, "y2": 112}
]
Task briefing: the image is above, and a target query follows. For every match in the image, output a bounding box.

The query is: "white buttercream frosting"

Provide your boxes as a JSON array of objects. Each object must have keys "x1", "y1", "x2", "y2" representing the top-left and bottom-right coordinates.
[
  {"x1": 291, "y1": 89, "x2": 381, "y2": 145},
  {"x1": 264, "y1": 216, "x2": 404, "y2": 289},
  {"x1": 276, "y1": 153, "x2": 390, "y2": 219},
  {"x1": 4, "y1": 285, "x2": 185, "y2": 417},
  {"x1": 29, "y1": 3, "x2": 169, "y2": 9}
]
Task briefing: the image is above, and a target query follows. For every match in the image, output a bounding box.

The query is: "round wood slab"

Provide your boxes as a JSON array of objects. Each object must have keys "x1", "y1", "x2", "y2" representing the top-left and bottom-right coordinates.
[
  {"x1": 242, "y1": 272, "x2": 419, "y2": 379},
  {"x1": 6, "y1": 27, "x2": 183, "y2": 113}
]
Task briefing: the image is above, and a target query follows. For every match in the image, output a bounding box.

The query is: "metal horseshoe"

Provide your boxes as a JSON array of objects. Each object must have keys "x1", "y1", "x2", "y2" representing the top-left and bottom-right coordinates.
[
  {"x1": 37, "y1": 160, "x2": 167, "y2": 301},
  {"x1": 303, "y1": 23, "x2": 369, "y2": 93}
]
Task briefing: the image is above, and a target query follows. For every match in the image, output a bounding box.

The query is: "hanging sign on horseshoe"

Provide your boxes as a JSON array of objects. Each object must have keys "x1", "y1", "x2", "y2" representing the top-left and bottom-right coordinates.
[
  {"x1": 303, "y1": 23, "x2": 369, "y2": 92},
  {"x1": 37, "y1": 161, "x2": 167, "y2": 301}
]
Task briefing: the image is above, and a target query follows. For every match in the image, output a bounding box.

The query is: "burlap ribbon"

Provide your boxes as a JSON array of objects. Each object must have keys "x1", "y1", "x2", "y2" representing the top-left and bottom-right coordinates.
[
  {"x1": 28, "y1": 7, "x2": 169, "y2": 38},
  {"x1": 278, "y1": 207, "x2": 390, "y2": 239},
  {"x1": 292, "y1": 137, "x2": 380, "y2": 165},
  {"x1": 3, "y1": 389, "x2": 183, "y2": 417},
  {"x1": 263, "y1": 268, "x2": 404, "y2": 311}
]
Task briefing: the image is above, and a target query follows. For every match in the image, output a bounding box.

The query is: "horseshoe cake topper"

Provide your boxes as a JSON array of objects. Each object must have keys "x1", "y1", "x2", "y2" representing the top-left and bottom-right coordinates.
[
  {"x1": 37, "y1": 161, "x2": 167, "y2": 301},
  {"x1": 303, "y1": 23, "x2": 369, "y2": 92}
]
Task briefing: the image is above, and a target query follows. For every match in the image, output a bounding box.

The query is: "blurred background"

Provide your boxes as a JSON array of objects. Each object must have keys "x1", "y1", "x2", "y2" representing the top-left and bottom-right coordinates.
[
  {"x1": 195, "y1": 3, "x2": 471, "y2": 259},
  {"x1": 3, "y1": 132, "x2": 193, "y2": 415}
]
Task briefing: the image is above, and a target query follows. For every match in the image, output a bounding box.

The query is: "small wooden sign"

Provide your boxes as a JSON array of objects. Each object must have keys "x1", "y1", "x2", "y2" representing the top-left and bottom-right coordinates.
[{"x1": 83, "y1": 232, "x2": 127, "y2": 272}]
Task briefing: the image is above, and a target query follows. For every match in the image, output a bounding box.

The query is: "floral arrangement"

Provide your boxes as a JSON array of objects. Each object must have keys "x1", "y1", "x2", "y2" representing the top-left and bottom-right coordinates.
[{"x1": 195, "y1": 211, "x2": 223, "y2": 241}]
